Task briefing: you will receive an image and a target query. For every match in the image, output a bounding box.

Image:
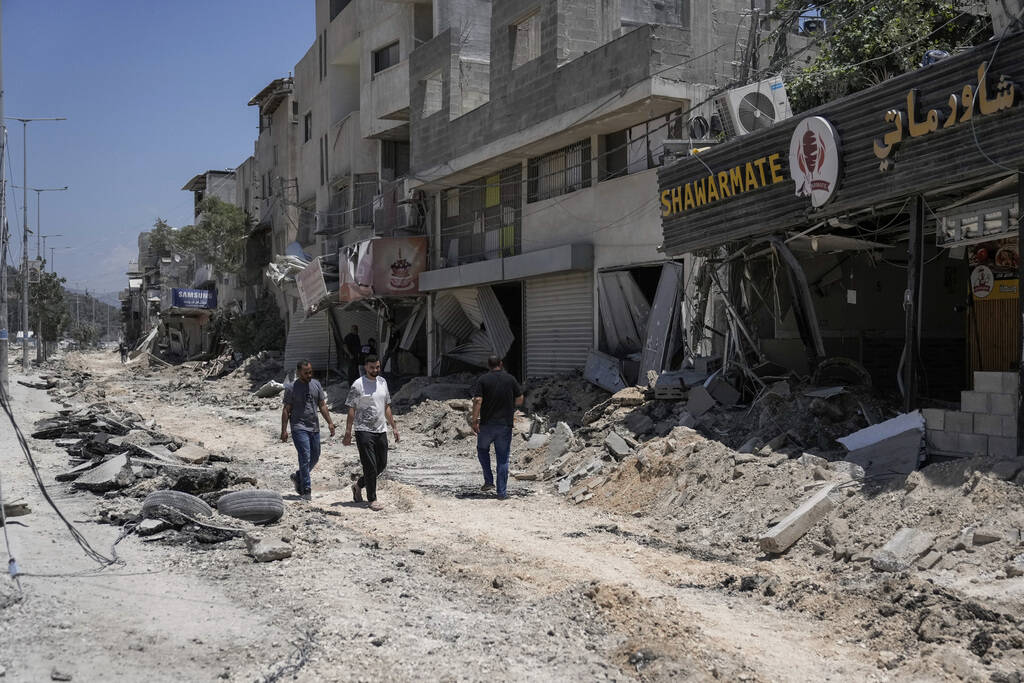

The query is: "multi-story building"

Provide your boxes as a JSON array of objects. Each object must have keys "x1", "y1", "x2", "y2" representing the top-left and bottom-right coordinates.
[{"x1": 408, "y1": 0, "x2": 758, "y2": 379}]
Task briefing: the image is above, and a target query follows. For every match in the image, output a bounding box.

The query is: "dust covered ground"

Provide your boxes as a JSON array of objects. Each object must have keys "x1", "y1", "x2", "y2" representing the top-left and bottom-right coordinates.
[{"x1": 0, "y1": 351, "x2": 1022, "y2": 681}]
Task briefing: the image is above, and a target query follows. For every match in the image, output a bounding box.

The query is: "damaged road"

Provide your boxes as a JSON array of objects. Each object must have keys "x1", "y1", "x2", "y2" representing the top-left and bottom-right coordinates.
[{"x1": 1, "y1": 352, "x2": 1023, "y2": 681}]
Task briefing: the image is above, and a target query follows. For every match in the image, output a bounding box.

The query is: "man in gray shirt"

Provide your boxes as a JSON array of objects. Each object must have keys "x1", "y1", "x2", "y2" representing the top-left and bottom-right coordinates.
[
  {"x1": 281, "y1": 360, "x2": 336, "y2": 499},
  {"x1": 343, "y1": 354, "x2": 399, "y2": 511}
]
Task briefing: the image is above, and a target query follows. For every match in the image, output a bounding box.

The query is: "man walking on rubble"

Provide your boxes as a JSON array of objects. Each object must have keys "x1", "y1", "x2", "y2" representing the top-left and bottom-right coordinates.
[
  {"x1": 471, "y1": 355, "x2": 523, "y2": 500},
  {"x1": 343, "y1": 354, "x2": 400, "y2": 511},
  {"x1": 281, "y1": 360, "x2": 336, "y2": 499}
]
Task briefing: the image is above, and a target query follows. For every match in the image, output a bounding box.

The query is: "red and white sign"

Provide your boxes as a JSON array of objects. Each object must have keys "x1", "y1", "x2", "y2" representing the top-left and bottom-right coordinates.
[{"x1": 789, "y1": 116, "x2": 841, "y2": 208}]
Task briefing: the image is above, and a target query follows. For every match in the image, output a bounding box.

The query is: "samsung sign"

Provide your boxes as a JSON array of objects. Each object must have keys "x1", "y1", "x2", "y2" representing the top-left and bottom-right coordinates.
[{"x1": 171, "y1": 288, "x2": 217, "y2": 309}]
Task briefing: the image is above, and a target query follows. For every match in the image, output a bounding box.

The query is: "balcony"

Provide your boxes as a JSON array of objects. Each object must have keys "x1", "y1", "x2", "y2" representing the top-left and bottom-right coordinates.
[{"x1": 361, "y1": 60, "x2": 410, "y2": 139}]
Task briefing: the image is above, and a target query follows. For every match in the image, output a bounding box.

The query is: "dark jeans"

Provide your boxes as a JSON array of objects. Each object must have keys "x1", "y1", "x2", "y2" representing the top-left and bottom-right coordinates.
[
  {"x1": 292, "y1": 429, "x2": 321, "y2": 492},
  {"x1": 477, "y1": 424, "x2": 513, "y2": 497},
  {"x1": 355, "y1": 431, "x2": 389, "y2": 502}
]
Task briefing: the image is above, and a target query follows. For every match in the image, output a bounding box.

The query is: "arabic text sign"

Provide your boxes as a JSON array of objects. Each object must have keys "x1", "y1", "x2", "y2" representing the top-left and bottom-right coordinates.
[
  {"x1": 171, "y1": 288, "x2": 217, "y2": 309},
  {"x1": 296, "y1": 258, "x2": 328, "y2": 311}
]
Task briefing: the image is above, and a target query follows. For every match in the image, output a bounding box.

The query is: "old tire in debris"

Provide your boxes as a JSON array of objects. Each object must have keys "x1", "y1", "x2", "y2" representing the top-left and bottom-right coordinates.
[
  {"x1": 216, "y1": 489, "x2": 284, "y2": 525},
  {"x1": 141, "y1": 490, "x2": 213, "y2": 520}
]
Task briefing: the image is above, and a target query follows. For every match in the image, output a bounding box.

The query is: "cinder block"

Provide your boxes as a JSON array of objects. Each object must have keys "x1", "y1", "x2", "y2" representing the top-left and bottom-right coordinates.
[
  {"x1": 988, "y1": 436, "x2": 1019, "y2": 458},
  {"x1": 945, "y1": 411, "x2": 974, "y2": 433},
  {"x1": 974, "y1": 413, "x2": 1005, "y2": 436},
  {"x1": 958, "y1": 433, "x2": 988, "y2": 455},
  {"x1": 974, "y1": 371, "x2": 1005, "y2": 393},
  {"x1": 926, "y1": 429, "x2": 960, "y2": 453},
  {"x1": 1003, "y1": 417, "x2": 1018, "y2": 437},
  {"x1": 922, "y1": 408, "x2": 945, "y2": 431},
  {"x1": 990, "y1": 392, "x2": 1016, "y2": 416},
  {"x1": 961, "y1": 391, "x2": 989, "y2": 413},
  {"x1": 1003, "y1": 373, "x2": 1020, "y2": 394}
]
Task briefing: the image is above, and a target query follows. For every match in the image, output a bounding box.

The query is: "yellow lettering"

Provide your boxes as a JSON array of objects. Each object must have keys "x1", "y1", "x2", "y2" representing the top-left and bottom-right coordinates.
[
  {"x1": 694, "y1": 178, "x2": 707, "y2": 206},
  {"x1": 706, "y1": 175, "x2": 720, "y2": 203},
  {"x1": 754, "y1": 157, "x2": 768, "y2": 186},
  {"x1": 670, "y1": 186, "x2": 683, "y2": 214},
  {"x1": 729, "y1": 166, "x2": 744, "y2": 194},
  {"x1": 684, "y1": 183, "x2": 695, "y2": 210},
  {"x1": 717, "y1": 171, "x2": 731, "y2": 198},
  {"x1": 767, "y1": 153, "x2": 784, "y2": 184},
  {"x1": 660, "y1": 190, "x2": 672, "y2": 216},
  {"x1": 745, "y1": 162, "x2": 758, "y2": 189}
]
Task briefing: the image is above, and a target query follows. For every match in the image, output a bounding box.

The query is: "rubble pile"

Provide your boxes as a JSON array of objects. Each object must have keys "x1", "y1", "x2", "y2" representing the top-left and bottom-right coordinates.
[
  {"x1": 521, "y1": 372, "x2": 610, "y2": 427},
  {"x1": 226, "y1": 350, "x2": 284, "y2": 384},
  {"x1": 391, "y1": 373, "x2": 475, "y2": 411},
  {"x1": 402, "y1": 399, "x2": 476, "y2": 445}
]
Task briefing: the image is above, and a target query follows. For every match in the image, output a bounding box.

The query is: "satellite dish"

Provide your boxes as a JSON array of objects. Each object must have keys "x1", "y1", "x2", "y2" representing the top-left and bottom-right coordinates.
[{"x1": 737, "y1": 91, "x2": 776, "y2": 132}]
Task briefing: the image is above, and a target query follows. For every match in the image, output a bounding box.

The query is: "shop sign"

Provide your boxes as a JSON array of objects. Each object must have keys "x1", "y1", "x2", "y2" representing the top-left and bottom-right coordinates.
[
  {"x1": 660, "y1": 153, "x2": 786, "y2": 218},
  {"x1": 296, "y1": 258, "x2": 328, "y2": 312},
  {"x1": 339, "y1": 237, "x2": 428, "y2": 303},
  {"x1": 968, "y1": 239, "x2": 1019, "y2": 301},
  {"x1": 171, "y1": 288, "x2": 217, "y2": 309},
  {"x1": 873, "y1": 62, "x2": 1018, "y2": 162},
  {"x1": 788, "y1": 116, "x2": 842, "y2": 207}
]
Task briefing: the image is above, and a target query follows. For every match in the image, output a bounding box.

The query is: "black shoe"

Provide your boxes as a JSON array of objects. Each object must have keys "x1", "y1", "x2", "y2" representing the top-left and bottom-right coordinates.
[
  {"x1": 290, "y1": 471, "x2": 302, "y2": 495},
  {"x1": 301, "y1": 489, "x2": 312, "y2": 501},
  {"x1": 481, "y1": 483, "x2": 495, "y2": 492}
]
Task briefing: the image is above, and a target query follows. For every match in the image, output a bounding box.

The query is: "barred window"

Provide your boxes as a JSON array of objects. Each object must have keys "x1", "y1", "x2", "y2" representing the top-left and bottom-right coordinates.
[{"x1": 527, "y1": 139, "x2": 591, "y2": 203}]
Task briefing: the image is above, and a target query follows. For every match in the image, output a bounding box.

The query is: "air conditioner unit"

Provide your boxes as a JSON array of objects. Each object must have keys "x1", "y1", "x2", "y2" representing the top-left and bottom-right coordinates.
[{"x1": 713, "y1": 78, "x2": 793, "y2": 138}]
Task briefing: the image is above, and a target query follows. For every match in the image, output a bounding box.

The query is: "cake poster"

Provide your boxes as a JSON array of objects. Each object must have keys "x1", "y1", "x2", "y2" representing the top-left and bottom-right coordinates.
[
  {"x1": 370, "y1": 237, "x2": 427, "y2": 296},
  {"x1": 967, "y1": 237, "x2": 1019, "y2": 301}
]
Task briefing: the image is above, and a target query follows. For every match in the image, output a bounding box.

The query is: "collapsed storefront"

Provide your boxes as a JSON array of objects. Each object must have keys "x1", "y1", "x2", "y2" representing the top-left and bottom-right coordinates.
[
  {"x1": 160, "y1": 288, "x2": 218, "y2": 358},
  {"x1": 658, "y1": 31, "x2": 1024, "y2": 458}
]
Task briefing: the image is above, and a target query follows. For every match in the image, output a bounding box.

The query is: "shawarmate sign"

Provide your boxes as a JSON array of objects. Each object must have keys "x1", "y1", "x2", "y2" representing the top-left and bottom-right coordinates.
[{"x1": 296, "y1": 258, "x2": 328, "y2": 313}]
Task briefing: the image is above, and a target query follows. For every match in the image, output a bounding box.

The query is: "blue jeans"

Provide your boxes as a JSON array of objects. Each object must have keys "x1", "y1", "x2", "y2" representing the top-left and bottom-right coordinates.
[
  {"x1": 292, "y1": 429, "x2": 321, "y2": 492},
  {"x1": 477, "y1": 424, "x2": 513, "y2": 497}
]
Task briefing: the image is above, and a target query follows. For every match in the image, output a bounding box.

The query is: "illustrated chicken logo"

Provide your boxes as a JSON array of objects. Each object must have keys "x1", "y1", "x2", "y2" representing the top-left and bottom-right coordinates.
[{"x1": 796, "y1": 130, "x2": 831, "y2": 195}]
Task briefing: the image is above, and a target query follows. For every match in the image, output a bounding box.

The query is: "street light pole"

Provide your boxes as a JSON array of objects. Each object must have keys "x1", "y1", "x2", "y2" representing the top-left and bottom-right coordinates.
[
  {"x1": 6, "y1": 115, "x2": 67, "y2": 371},
  {"x1": 41, "y1": 232, "x2": 63, "y2": 269},
  {"x1": 21, "y1": 191, "x2": 67, "y2": 362}
]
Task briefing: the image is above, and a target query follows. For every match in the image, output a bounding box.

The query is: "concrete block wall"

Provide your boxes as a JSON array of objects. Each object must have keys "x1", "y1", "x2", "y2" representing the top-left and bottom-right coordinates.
[{"x1": 924, "y1": 371, "x2": 1020, "y2": 457}]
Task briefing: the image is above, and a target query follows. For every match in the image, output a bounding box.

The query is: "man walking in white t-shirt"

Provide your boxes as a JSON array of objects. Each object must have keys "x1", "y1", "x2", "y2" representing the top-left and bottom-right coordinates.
[{"x1": 343, "y1": 354, "x2": 400, "y2": 511}]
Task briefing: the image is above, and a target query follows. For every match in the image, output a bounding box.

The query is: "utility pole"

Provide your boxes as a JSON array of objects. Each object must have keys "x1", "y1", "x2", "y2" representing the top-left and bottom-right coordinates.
[
  {"x1": 0, "y1": 0, "x2": 8, "y2": 391},
  {"x1": 6, "y1": 116, "x2": 66, "y2": 371}
]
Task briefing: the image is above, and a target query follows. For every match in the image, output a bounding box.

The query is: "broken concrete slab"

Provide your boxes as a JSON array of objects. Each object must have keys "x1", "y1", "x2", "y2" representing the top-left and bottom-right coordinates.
[
  {"x1": 525, "y1": 433, "x2": 550, "y2": 451},
  {"x1": 973, "y1": 528, "x2": 1002, "y2": 546},
  {"x1": 623, "y1": 412, "x2": 654, "y2": 435},
  {"x1": 797, "y1": 453, "x2": 828, "y2": 468},
  {"x1": 838, "y1": 411, "x2": 924, "y2": 451},
  {"x1": 136, "y1": 518, "x2": 170, "y2": 536},
  {"x1": 55, "y1": 460, "x2": 102, "y2": 482},
  {"x1": 611, "y1": 387, "x2": 645, "y2": 407},
  {"x1": 604, "y1": 432, "x2": 632, "y2": 461},
  {"x1": 247, "y1": 539, "x2": 293, "y2": 563},
  {"x1": 706, "y1": 376, "x2": 740, "y2": 406},
  {"x1": 917, "y1": 550, "x2": 943, "y2": 570},
  {"x1": 546, "y1": 422, "x2": 574, "y2": 463},
  {"x1": 173, "y1": 444, "x2": 210, "y2": 465},
  {"x1": 872, "y1": 527, "x2": 935, "y2": 572},
  {"x1": 72, "y1": 454, "x2": 134, "y2": 492},
  {"x1": 759, "y1": 482, "x2": 839, "y2": 554},
  {"x1": 844, "y1": 429, "x2": 922, "y2": 477},
  {"x1": 254, "y1": 380, "x2": 285, "y2": 398},
  {"x1": 677, "y1": 410, "x2": 696, "y2": 428},
  {"x1": 686, "y1": 386, "x2": 717, "y2": 417},
  {"x1": 2, "y1": 501, "x2": 30, "y2": 517},
  {"x1": 829, "y1": 460, "x2": 865, "y2": 481},
  {"x1": 584, "y1": 350, "x2": 627, "y2": 393}
]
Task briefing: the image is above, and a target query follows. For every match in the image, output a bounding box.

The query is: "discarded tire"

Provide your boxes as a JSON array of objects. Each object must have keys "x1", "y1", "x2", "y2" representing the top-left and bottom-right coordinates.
[
  {"x1": 216, "y1": 489, "x2": 284, "y2": 525},
  {"x1": 141, "y1": 490, "x2": 213, "y2": 519}
]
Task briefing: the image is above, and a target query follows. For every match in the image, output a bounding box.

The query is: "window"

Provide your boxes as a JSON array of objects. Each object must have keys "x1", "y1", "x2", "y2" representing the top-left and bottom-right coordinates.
[
  {"x1": 528, "y1": 139, "x2": 592, "y2": 203},
  {"x1": 319, "y1": 134, "x2": 329, "y2": 187},
  {"x1": 273, "y1": 145, "x2": 279, "y2": 166},
  {"x1": 318, "y1": 31, "x2": 327, "y2": 81},
  {"x1": 381, "y1": 140, "x2": 410, "y2": 180},
  {"x1": 512, "y1": 11, "x2": 541, "y2": 69},
  {"x1": 353, "y1": 174, "x2": 378, "y2": 226},
  {"x1": 446, "y1": 189, "x2": 460, "y2": 218},
  {"x1": 303, "y1": 112, "x2": 312, "y2": 142},
  {"x1": 373, "y1": 42, "x2": 400, "y2": 75},
  {"x1": 422, "y1": 70, "x2": 443, "y2": 117},
  {"x1": 329, "y1": 0, "x2": 352, "y2": 22},
  {"x1": 601, "y1": 109, "x2": 683, "y2": 180}
]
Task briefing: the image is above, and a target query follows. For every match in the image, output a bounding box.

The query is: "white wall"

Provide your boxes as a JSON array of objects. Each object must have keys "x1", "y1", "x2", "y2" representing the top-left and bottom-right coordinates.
[{"x1": 522, "y1": 167, "x2": 664, "y2": 270}]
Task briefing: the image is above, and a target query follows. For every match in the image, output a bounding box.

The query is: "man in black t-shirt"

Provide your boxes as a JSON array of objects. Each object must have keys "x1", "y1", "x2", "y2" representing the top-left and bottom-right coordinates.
[{"x1": 471, "y1": 355, "x2": 524, "y2": 499}]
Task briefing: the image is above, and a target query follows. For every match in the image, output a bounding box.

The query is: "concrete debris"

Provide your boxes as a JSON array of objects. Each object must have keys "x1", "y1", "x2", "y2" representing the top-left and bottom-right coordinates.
[
  {"x1": 173, "y1": 444, "x2": 211, "y2": 465},
  {"x1": 136, "y1": 518, "x2": 171, "y2": 536},
  {"x1": 705, "y1": 376, "x2": 740, "y2": 406},
  {"x1": 2, "y1": 501, "x2": 30, "y2": 517},
  {"x1": 611, "y1": 387, "x2": 645, "y2": 407},
  {"x1": 72, "y1": 454, "x2": 135, "y2": 492},
  {"x1": 525, "y1": 433, "x2": 550, "y2": 450},
  {"x1": 872, "y1": 528, "x2": 935, "y2": 572},
  {"x1": 50, "y1": 668, "x2": 72, "y2": 681},
  {"x1": 972, "y1": 528, "x2": 1002, "y2": 546},
  {"x1": 604, "y1": 431, "x2": 632, "y2": 460},
  {"x1": 254, "y1": 380, "x2": 285, "y2": 398},
  {"x1": 685, "y1": 386, "x2": 717, "y2": 417},
  {"x1": 245, "y1": 535, "x2": 293, "y2": 562},
  {"x1": 990, "y1": 460, "x2": 1023, "y2": 481},
  {"x1": 547, "y1": 422, "x2": 574, "y2": 463},
  {"x1": 759, "y1": 483, "x2": 839, "y2": 554},
  {"x1": 677, "y1": 411, "x2": 696, "y2": 428}
]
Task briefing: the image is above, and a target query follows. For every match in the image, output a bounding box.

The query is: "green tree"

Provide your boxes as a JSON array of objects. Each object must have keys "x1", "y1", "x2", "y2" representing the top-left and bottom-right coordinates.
[
  {"x1": 221, "y1": 294, "x2": 286, "y2": 356},
  {"x1": 770, "y1": 0, "x2": 991, "y2": 112},
  {"x1": 13, "y1": 271, "x2": 70, "y2": 342},
  {"x1": 176, "y1": 196, "x2": 252, "y2": 274},
  {"x1": 148, "y1": 217, "x2": 179, "y2": 257},
  {"x1": 69, "y1": 322, "x2": 99, "y2": 348}
]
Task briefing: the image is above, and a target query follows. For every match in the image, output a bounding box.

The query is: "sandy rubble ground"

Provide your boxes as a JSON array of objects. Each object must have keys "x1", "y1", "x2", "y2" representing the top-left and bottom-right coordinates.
[{"x1": 0, "y1": 351, "x2": 1021, "y2": 681}]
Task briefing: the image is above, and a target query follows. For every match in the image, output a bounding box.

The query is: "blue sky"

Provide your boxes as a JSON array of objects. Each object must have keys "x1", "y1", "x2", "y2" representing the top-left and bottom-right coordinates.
[{"x1": 3, "y1": 1, "x2": 314, "y2": 294}]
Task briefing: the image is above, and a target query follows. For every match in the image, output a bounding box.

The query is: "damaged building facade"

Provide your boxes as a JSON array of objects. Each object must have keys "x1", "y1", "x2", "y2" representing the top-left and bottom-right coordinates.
[
  {"x1": 658, "y1": 32, "x2": 1024, "y2": 458},
  {"x1": 409, "y1": 0, "x2": 778, "y2": 380}
]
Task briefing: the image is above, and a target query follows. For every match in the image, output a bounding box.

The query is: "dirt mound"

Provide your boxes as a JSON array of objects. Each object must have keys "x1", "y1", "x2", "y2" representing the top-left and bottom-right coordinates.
[
  {"x1": 522, "y1": 372, "x2": 610, "y2": 428},
  {"x1": 227, "y1": 350, "x2": 283, "y2": 385},
  {"x1": 402, "y1": 398, "x2": 476, "y2": 444}
]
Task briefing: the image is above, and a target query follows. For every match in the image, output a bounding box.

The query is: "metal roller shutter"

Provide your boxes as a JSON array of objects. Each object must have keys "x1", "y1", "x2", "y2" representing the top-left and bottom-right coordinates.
[
  {"x1": 525, "y1": 271, "x2": 593, "y2": 377},
  {"x1": 284, "y1": 310, "x2": 338, "y2": 376}
]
